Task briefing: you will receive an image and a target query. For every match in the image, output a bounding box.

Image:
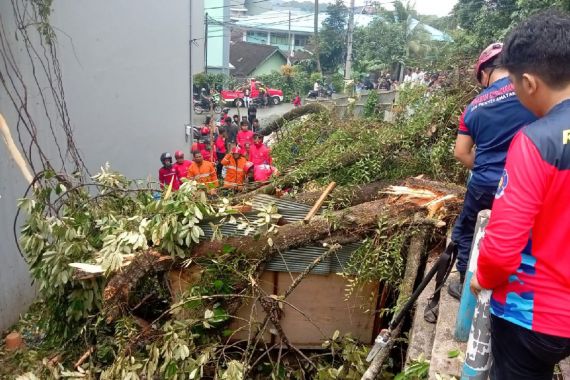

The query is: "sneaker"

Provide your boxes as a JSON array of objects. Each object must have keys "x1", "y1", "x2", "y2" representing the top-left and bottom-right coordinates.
[{"x1": 448, "y1": 272, "x2": 465, "y2": 301}]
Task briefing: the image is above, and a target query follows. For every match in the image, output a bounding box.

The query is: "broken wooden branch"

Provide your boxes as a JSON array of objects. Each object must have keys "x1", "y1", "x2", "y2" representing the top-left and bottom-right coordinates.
[
  {"x1": 303, "y1": 182, "x2": 336, "y2": 223},
  {"x1": 74, "y1": 346, "x2": 95, "y2": 369},
  {"x1": 0, "y1": 112, "x2": 34, "y2": 185},
  {"x1": 294, "y1": 180, "x2": 391, "y2": 209},
  {"x1": 260, "y1": 103, "x2": 329, "y2": 136},
  {"x1": 103, "y1": 250, "x2": 174, "y2": 322},
  {"x1": 361, "y1": 226, "x2": 429, "y2": 380},
  {"x1": 102, "y1": 178, "x2": 460, "y2": 323}
]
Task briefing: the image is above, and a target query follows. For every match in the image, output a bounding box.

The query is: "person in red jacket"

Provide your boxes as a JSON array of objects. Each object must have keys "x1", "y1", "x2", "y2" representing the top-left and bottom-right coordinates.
[
  {"x1": 249, "y1": 133, "x2": 272, "y2": 166},
  {"x1": 293, "y1": 93, "x2": 302, "y2": 107},
  {"x1": 173, "y1": 150, "x2": 192, "y2": 181},
  {"x1": 201, "y1": 141, "x2": 215, "y2": 163},
  {"x1": 236, "y1": 121, "x2": 254, "y2": 148},
  {"x1": 158, "y1": 152, "x2": 180, "y2": 191},
  {"x1": 253, "y1": 163, "x2": 279, "y2": 182},
  {"x1": 470, "y1": 11, "x2": 570, "y2": 379}
]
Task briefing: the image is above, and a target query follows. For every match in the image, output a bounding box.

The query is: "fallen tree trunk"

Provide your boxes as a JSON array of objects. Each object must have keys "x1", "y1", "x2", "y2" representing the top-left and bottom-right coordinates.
[
  {"x1": 103, "y1": 178, "x2": 462, "y2": 322},
  {"x1": 293, "y1": 180, "x2": 391, "y2": 209},
  {"x1": 103, "y1": 250, "x2": 174, "y2": 322},
  {"x1": 260, "y1": 103, "x2": 329, "y2": 136},
  {"x1": 192, "y1": 177, "x2": 462, "y2": 260}
]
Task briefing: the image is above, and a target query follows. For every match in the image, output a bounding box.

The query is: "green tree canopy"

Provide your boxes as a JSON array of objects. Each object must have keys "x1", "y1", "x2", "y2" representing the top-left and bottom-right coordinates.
[{"x1": 319, "y1": 0, "x2": 348, "y2": 72}]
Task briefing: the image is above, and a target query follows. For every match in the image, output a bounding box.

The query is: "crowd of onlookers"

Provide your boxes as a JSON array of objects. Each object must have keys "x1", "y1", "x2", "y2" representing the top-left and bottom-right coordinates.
[
  {"x1": 158, "y1": 107, "x2": 278, "y2": 195},
  {"x1": 354, "y1": 68, "x2": 449, "y2": 93}
]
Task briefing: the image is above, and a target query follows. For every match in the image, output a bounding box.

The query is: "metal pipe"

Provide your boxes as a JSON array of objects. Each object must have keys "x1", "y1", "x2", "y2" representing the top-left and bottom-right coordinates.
[
  {"x1": 461, "y1": 289, "x2": 493, "y2": 379},
  {"x1": 455, "y1": 210, "x2": 491, "y2": 341}
]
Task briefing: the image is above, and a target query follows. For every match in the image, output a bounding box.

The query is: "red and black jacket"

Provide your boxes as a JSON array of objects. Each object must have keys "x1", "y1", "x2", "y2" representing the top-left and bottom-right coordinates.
[{"x1": 477, "y1": 99, "x2": 570, "y2": 337}]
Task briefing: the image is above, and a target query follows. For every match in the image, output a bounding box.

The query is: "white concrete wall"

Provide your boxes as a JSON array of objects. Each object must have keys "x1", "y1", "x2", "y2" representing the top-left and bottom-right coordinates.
[{"x1": 0, "y1": 0, "x2": 196, "y2": 330}]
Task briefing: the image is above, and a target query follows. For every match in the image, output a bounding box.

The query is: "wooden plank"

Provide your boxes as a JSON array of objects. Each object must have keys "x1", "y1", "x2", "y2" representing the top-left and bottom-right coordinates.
[
  {"x1": 303, "y1": 182, "x2": 336, "y2": 224},
  {"x1": 228, "y1": 271, "x2": 378, "y2": 347}
]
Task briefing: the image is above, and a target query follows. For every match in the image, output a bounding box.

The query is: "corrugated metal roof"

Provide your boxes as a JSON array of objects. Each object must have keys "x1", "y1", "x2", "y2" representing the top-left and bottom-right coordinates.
[
  {"x1": 266, "y1": 242, "x2": 361, "y2": 275},
  {"x1": 198, "y1": 194, "x2": 361, "y2": 274}
]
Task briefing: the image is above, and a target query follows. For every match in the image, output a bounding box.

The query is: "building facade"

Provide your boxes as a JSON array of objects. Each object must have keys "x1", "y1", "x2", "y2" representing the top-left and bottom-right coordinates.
[
  {"x1": 205, "y1": 0, "x2": 231, "y2": 75},
  {"x1": 0, "y1": 0, "x2": 198, "y2": 330}
]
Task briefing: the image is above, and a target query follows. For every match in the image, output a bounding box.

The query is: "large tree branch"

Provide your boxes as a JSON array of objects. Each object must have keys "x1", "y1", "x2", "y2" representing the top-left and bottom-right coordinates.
[
  {"x1": 260, "y1": 103, "x2": 329, "y2": 136},
  {"x1": 102, "y1": 178, "x2": 462, "y2": 323}
]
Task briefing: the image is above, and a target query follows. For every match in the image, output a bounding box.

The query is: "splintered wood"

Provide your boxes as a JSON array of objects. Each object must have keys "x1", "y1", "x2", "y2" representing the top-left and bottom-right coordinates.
[{"x1": 382, "y1": 183, "x2": 458, "y2": 222}]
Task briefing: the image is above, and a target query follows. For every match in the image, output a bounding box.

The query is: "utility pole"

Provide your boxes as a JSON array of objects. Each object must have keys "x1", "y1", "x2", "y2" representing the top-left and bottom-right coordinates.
[
  {"x1": 314, "y1": 0, "x2": 321, "y2": 73},
  {"x1": 345, "y1": 0, "x2": 355, "y2": 80},
  {"x1": 204, "y1": 12, "x2": 208, "y2": 74},
  {"x1": 288, "y1": 10, "x2": 292, "y2": 62},
  {"x1": 189, "y1": 1, "x2": 195, "y2": 151}
]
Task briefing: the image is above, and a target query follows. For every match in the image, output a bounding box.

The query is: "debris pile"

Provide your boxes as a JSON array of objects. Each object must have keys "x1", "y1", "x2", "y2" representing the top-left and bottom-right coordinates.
[{"x1": 5, "y1": 85, "x2": 474, "y2": 379}]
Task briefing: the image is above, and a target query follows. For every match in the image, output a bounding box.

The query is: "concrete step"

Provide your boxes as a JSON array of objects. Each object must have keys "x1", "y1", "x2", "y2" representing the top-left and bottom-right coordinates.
[
  {"x1": 428, "y1": 271, "x2": 466, "y2": 380},
  {"x1": 405, "y1": 260, "x2": 436, "y2": 364},
  {"x1": 405, "y1": 262, "x2": 570, "y2": 380}
]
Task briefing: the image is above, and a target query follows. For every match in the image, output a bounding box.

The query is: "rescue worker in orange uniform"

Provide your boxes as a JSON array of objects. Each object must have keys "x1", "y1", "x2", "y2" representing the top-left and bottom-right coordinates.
[
  {"x1": 221, "y1": 147, "x2": 252, "y2": 191},
  {"x1": 187, "y1": 151, "x2": 219, "y2": 194}
]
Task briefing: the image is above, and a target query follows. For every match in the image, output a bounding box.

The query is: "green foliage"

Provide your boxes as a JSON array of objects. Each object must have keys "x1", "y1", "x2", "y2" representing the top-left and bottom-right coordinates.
[
  {"x1": 319, "y1": 0, "x2": 349, "y2": 72},
  {"x1": 194, "y1": 72, "x2": 237, "y2": 92},
  {"x1": 394, "y1": 355, "x2": 430, "y2": 380},
  {"x1": 256, "y1": 66, "x2": 314, "y2": 101},
  {"x1": 353, "y1": 1, "x2": 452, "y2": 73},
  {"x1": 272, "y1": 84, "x2": 471, "y2": 189},
  {"x1": 18, "y1": 164, "x2": 224, "y2": 341},
  {"x1": 452, "y1": 0, "x2": 570, "y2": 55},
  {"x1": 364, "y1": 90, "x2": 379, "y2": 118},
  {"x1": 31, "y1": 0, "x2": 56, "y2": 44},
  {"x1": 344, "y1": 218, "x2": 406, "y2": 300},
  {"x1": 314, "y1": 332, "x2": 370, "y2": 379}
]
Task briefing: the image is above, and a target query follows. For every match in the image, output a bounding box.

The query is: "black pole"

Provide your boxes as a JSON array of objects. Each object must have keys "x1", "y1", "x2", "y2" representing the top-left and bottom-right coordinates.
[{"x1": 204, "y1": 12, "x2": 208, "y2": 74}]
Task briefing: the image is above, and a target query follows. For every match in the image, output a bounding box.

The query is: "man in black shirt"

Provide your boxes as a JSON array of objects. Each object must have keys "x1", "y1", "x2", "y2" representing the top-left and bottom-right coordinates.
[{"x1": 248, "y1": 104, "x2": 257, "y2": 129}]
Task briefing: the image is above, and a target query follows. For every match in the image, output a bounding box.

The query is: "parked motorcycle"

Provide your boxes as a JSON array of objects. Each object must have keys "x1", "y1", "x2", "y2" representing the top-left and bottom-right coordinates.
[
  {"x1": 193, "y1": 93, "x2": 222, "y2": 114},
  {"x1": 307, "y1": 84, "x2": 334, "y2": 99}
]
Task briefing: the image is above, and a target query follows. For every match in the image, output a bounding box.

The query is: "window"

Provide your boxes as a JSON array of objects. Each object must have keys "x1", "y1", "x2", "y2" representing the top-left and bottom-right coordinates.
[
  {"x1": 294, "y1": 35, "x2": 308, "y2": 47},
  {"x1": 271, "y1": 33, "x2": 289, "y2": 47},
  {"x1": 246, "y1": 31, "x2": 267, "y2": 44}
]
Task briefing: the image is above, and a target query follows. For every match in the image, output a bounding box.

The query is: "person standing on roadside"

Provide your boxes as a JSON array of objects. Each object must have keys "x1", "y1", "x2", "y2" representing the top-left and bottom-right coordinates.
[
  {"x1": 237, "y1": 121, "x2": 254, "y2": 148},
  {"x1": 447, "y1": 42, "x2": 537, "y2": 300},
  {"x1": 248, "y1": 104, "x2": 258, "y2": 131},
  {"x1": 158, "y1": 152, "x2": 180, "y2": 191},
  {"x1": 226, "y1": 116, "x2": 239, "y2": 146},
  {"x1": 187, "y1": 151, "x2": 218, "y2": 194},
  {"x1": 215, "y1": 129, "x2": 228, "y2": 176},
  {"x1": 249, "y1": 133, "x2": 272, "y2": 167},
  {"x1": 173, "y1": 150, "x2": 192, "y2": 181},
  {"x1": 221, "y1": 147, "x2": 250, "y2": 191},
  {"x1": 252, "y1": 119, "x2": 261, "y2": 134},
  {"x1": 471, "y1": 10, "x2": 570, "y2": 379},
  {"x1": 243, "y1": 86, "x2": 251, "y2": 108},
  {"x1": 293, "y1": 93, "x2": 302, "y2": 107}
]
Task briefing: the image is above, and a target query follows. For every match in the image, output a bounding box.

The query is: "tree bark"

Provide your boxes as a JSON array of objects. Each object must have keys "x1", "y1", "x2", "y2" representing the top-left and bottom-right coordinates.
[
  {"x1": 192, "y1": 178, "x2": 462, "y2": 260},
  {"x1": 293, "y1": 180, "x2": 391, "y2": 209},
  {"x1": 103, "y1": 250, "x2": 174, "y2": 322},
  {"x1": 260, "y1": 102, "x2": 328, "y2": 136},
  {"x1": 103, "y1": 178, "x2": 462, "y2": 323}
]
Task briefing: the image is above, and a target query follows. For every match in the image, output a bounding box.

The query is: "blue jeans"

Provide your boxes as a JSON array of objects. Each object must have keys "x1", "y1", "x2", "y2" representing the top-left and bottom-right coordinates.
[
  {"x1": 451, "y1": 183, "x2": 496, "y2": 273},
  {"x1": 491, "y1": 315, "x2": 570, "y2": 379}
]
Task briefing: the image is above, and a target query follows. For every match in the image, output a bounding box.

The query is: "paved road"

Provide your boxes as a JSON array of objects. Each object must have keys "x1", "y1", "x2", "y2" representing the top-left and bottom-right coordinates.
[{"x1": 192, "y1": 103, "x2": 294, "y2": 129}]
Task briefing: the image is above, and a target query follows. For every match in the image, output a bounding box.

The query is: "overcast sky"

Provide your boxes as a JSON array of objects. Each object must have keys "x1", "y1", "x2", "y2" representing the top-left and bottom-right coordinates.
[{"x1": 320, "y1": 0, "x2": 458, "y2": 17}]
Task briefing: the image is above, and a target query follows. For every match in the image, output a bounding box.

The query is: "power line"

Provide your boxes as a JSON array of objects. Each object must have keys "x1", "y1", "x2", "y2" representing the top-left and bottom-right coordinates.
[{"x1": 204, "y1": 0, "x2": 271, "y2": 11}]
